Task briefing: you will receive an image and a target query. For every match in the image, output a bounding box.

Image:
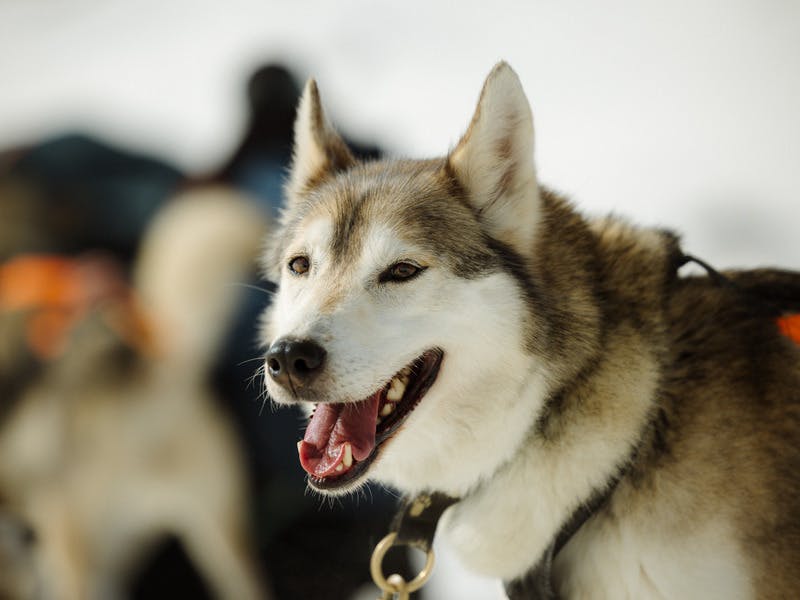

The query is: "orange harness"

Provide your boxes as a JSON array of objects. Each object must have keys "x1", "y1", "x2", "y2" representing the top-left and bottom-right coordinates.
[{"x1": 0, "y1": 254, "x2": 157, "y2": 359}]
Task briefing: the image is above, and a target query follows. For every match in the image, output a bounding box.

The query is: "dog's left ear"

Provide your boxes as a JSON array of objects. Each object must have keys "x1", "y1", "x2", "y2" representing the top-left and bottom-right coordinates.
[
  {"x1": 287, "y1": 79, "x2": 355, "y2": 200},
  {"x1": 447, "y1": 62, "x2": 540, "y2": 257}
]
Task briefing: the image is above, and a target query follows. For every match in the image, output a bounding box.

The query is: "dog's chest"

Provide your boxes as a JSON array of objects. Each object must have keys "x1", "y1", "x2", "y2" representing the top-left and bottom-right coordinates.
[{"x1": 552, "y1": 512, "x2": 753, "y2": 600}]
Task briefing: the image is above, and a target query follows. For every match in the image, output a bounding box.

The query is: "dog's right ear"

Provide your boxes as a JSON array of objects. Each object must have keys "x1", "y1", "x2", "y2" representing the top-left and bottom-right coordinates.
[
  {"x1": 286, "y1": 80, "x2": 355, "y2": 200},
  {"x1": 447, "y1": 62, "x2": 540, "y2": 258}
]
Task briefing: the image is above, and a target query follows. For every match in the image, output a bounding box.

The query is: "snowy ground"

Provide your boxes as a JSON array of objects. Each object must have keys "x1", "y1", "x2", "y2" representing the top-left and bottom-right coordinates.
[{"x1": 1, "y1": 1, "x2": 798, "y2": 598}]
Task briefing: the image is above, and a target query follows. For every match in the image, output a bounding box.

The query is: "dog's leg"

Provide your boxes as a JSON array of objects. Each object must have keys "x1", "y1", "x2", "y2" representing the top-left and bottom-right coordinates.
[{"x1": 30, "y1": 495, "x2": 88, "y2": 600}]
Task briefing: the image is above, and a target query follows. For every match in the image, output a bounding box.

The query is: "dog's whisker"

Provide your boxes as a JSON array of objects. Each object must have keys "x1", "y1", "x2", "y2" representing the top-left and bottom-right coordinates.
[
  {"x1": 245, "y1": 366, "x2": 266, "y2": 392},
  {"x1": 224, "y1": 281, "x2": 276, "y2": 296},
  {"x1": 245, "y1": 375, "x2": 260, "y2": 393},
  {"x1": 238, "y1": 356, "x2": 267, "y2": 367},
  {"x1": 258, "y1": 389, "x2": 273, "y2": 416}
]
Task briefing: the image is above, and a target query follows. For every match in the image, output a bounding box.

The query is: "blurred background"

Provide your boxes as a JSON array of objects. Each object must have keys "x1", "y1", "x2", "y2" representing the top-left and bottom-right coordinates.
[{"x1": 0, "y1": 1, "x2": 797, "y2": 599}]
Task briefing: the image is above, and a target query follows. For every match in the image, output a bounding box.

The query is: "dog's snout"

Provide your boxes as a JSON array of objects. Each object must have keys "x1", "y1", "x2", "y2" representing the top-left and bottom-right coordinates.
[{"x1": 266, "y1": 338, "x2": 326, "y2": 389}]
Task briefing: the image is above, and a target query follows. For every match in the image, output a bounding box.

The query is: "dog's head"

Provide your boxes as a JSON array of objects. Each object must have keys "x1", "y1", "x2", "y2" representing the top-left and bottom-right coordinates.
[{"x1": 262, "y1": 63, "x2": 551, "y2": 496}]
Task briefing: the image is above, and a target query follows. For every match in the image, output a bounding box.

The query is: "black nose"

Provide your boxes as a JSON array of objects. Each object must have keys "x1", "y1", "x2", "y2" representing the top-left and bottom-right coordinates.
[{"x1": 266, "y1": 338, "x2": 327, "y2": 389}]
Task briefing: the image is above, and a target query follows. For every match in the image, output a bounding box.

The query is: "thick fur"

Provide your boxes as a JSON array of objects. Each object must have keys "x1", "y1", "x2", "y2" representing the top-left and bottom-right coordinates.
[
  {"x1": 261, "y1": 63, "x2": 800, "y2": 598},
  {"x1": 0, "y1": 187, "x2": 269, "y2": 599}
]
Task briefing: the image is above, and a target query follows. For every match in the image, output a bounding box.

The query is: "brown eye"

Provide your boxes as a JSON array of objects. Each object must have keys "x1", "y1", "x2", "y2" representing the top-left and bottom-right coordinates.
[
  {"x1": 289, "y1": 256, "x2": 310, "y2": 275},
  {"x1": 380, "y1": 261, "x2": 425, "y2": 283}
]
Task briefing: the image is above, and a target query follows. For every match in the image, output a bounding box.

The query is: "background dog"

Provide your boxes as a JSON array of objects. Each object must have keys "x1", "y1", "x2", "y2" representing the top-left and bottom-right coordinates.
[{"x1": 0, "y1": 187, "x2": 269, "y2": 599}]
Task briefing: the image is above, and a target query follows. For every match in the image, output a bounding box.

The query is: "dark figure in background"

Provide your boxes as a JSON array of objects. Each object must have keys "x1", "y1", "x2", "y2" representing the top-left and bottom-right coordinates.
[
  {"x1": 216, "y1": 64, "x2": 298, "y2": 211},
  {"x1": 214, "y1": 64, "x2": 382, "y2": 214}
]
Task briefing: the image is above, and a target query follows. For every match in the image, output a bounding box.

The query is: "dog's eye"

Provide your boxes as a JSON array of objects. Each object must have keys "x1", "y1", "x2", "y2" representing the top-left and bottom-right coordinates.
[
  {"x1": 380, "y1": 261, "x2": 425, "y2": 283},
  {"x1": 289, "y1": 256, "x2": 310, "y2": 275}
]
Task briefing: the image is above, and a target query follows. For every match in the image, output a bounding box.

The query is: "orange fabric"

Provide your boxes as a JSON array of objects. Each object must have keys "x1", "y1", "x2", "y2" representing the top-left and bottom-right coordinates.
[
  {"x1": 777, "y1": 314, "x2": 800, "y2": 345},
  {"x1": 0, "y1": 256, "x2": 85, "y2": 310},
  {"x1": 0, "y1": 254, "x2": 158, "y2": 359}
]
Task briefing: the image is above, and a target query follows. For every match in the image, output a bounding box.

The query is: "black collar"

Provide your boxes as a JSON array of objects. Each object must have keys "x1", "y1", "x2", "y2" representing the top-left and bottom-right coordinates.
[{"x1": 389, "y1": 491, "x2": 458, "y2": 554}]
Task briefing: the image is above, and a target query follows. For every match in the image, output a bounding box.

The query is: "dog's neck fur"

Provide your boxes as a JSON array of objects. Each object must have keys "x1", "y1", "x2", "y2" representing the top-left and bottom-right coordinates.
[
  {"x1": 532, "y1": 189, "x2": 678, "y2": 389},
  {"x1": 441, "y1": 190, "x2": 680, "y2": 581}
]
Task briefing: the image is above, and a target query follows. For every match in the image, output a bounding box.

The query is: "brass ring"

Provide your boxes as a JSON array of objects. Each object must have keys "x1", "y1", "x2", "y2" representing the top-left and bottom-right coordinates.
[{"x1": 370, "y1": 532, "x2": 436, "y2": 593}]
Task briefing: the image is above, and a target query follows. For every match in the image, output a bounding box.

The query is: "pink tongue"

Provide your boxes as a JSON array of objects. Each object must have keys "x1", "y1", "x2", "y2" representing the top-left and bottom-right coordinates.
[{"x1": 298, "y1": 393, "x2": 381, "y2": 478}]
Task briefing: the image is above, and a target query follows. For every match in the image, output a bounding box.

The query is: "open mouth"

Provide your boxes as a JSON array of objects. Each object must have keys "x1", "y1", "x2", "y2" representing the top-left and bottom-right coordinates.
[{"x1": 297, "y1": 348, "x2": 443, "y2": 491}]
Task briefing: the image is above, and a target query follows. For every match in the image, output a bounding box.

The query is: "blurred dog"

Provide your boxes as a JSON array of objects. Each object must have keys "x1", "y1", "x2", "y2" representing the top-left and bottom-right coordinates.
[
  {"x1": 0, "y1": 187, "x2": 269, "y2": 599},
  {"x1": 261, "y1": 63, "x2": 800, "y2": 598}
]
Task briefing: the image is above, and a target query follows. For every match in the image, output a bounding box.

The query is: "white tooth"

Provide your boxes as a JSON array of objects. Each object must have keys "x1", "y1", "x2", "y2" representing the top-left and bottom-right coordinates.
[
  {"x1": 335, "y1": 463, "x2": 344, "y2": 472},
  {"x1": 381, "y1": 403, "x2": 395, "y2": 417},
  {"x1": 343, "y1": 443, "x2": 353, "y2": 468},
  {"x1": 386, "y1": 378, "x2": 406, "y2": 401},
  {"x1": 297, "y1": 440, "x2": 303, "y2": 453}
]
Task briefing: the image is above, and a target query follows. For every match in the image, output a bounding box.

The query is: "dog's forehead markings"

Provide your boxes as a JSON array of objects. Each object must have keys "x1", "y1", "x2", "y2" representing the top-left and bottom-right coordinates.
[
  {"x1": 306, "y1": 175, "x2": 393, "y2": 264},
  {"x1": 280, "y1": 159, "x2": 497, "y2": 281},
  {"x1": 299, "y1": 163, "x2": 497, "y2": 279}
]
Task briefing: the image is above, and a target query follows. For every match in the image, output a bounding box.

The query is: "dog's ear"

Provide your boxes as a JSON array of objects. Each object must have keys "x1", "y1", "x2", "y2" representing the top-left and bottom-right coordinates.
[
  {"x1": 287, "y1": 79, "x2": 355, "y2": 200},
  {"x1": 447, "y1": 62, "x2": 540, "y2": 257}
]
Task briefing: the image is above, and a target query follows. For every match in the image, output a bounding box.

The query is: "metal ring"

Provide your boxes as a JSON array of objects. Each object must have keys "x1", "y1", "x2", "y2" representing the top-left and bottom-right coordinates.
[{"x1": 370, "y1": 532, "x2": 436, "y2": 593}]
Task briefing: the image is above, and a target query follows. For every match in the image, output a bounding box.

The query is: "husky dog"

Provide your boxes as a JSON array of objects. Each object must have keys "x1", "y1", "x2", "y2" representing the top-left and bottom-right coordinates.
[
  {"x1": 0, "y1": 188, "x2": 269, "y2": 599},
  {"x1": 261, "y1": 62, "x2": 800, "y2": 599}
]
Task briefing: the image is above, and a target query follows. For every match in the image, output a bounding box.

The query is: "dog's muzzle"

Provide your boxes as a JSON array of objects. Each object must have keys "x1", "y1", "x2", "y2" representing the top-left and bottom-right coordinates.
[{"x1": 266, "y1": 337, "x2": 327, "y2": 390}]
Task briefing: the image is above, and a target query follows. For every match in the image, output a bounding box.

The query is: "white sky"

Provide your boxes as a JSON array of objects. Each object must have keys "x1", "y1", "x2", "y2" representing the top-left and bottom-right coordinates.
[{"x1": 1, "y1": 2, "x2": 799, "y2": 595}]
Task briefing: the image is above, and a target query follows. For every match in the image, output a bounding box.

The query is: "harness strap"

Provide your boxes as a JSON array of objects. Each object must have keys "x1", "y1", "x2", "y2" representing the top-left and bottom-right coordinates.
[
  {"x1": 504, "y1": 472, "x2": 623, "y2": 599},
  {"x1": 675, "y1": 253, "x2": 734, "y2": 287}
]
